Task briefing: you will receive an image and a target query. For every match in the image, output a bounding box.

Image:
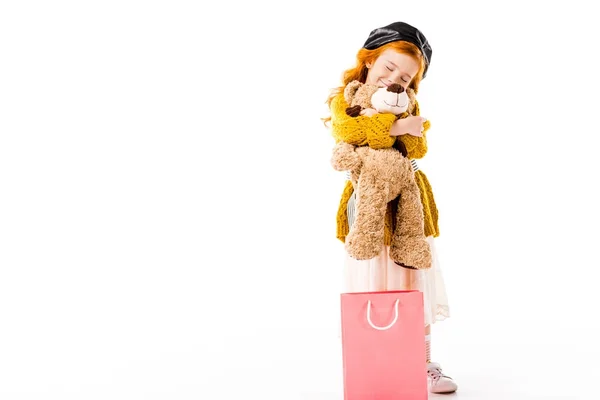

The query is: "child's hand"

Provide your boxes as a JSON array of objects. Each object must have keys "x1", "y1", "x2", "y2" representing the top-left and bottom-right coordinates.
[
  {"x1": 360, "y1": 108, "x2": 378, "y2": 117},
  {"x1": 390, "y1": 116, "x2": 427, "y2": 137}
]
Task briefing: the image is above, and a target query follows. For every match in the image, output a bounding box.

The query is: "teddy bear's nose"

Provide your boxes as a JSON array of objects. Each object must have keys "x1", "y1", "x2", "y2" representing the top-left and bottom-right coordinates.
[{"x1": 387, "y1": 83, "x2": 405, "y2": 94}]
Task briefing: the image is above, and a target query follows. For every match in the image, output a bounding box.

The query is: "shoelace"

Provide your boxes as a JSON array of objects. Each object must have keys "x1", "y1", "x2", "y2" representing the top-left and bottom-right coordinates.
[{"x1": 427, "y1": 367, "x2": 452, "y2": 383}]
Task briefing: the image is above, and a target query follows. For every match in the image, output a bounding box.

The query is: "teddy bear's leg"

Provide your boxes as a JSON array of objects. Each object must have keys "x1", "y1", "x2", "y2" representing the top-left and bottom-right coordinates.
[
  {"x1": 331, "y1": 142, "x2": 362, "y2": 172},
  {"x1": 345, "y1": 170, "x2": 389, "y2": 260},
  {"x1": 389, "y1": 164, "x2": 432, "y2": 270}
]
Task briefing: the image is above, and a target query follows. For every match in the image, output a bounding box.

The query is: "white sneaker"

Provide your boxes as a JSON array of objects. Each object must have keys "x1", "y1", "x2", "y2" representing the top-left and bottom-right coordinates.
[{"x1": 427, "y1": 362, "x2": 458, "y2": 394}]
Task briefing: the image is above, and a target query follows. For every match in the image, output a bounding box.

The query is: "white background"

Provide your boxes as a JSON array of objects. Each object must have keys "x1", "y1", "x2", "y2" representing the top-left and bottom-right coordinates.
[{"x1": 1, "y1": 1, "x2": 600, "y2": 399}]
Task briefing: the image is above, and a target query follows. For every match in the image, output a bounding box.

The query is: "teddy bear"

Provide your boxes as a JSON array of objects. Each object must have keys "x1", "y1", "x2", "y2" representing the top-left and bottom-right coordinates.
[{"x1": 331, "y1": 80, "x2": 432, "y2": 270}]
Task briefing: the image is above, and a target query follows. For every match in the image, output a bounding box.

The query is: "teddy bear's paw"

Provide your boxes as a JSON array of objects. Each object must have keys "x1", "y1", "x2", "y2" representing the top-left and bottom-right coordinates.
[
  {"x1": 345, "y1": 230, "x2": 382, "y2": 260},
  {"x1": 390, "y1": 238, "x2": 432, "y2": 270},
  {"x1": 345, "y1": 105, "x2": 362, "y2": 117},
  {"x1": 331, "y1": 142, "x2": 362, "y2": 172}
]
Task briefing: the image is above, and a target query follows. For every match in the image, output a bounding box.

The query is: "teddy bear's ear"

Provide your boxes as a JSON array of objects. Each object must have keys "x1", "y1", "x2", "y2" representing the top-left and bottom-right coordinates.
[
  {"x1": 406, "y1": 88, "x2": 418, "y2": 115},
  {"x1": 344, "y1": 80, "x2": 363, "y2": 104}
]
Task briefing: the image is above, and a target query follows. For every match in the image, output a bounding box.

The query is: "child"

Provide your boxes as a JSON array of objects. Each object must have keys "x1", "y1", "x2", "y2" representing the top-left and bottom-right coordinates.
[{"x1": 325, "y1": 21, "x2": 458, "y2": 394}]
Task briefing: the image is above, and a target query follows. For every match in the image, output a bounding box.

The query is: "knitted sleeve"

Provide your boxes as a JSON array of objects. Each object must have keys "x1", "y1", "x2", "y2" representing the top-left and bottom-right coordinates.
[
  {"x1": 330, "y1": 93, "x2": 396, "y2": 149},
  {"x1": 397, "y1": 99, "x2": 429, "y2": 159}
]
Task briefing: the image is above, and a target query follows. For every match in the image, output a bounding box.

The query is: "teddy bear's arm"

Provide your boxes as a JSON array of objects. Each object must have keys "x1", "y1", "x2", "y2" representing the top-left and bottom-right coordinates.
[
  {"x1": 331, "y1": 141, "x2": 362, "y2": 172},
  {"x1": 330, "y1": 94, "x2": 396, "y2": 149}
]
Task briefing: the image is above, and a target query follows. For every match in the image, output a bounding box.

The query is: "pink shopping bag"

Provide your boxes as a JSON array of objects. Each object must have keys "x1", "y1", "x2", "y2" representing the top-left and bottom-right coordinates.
[{"x1": 340, "y1": 290, "x2": 427, "y2": 400}]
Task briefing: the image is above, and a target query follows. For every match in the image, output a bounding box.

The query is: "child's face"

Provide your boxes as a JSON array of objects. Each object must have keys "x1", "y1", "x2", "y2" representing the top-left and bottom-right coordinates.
[{"x1": 365, "y1": 49, "x2": 419, "y2": 89}]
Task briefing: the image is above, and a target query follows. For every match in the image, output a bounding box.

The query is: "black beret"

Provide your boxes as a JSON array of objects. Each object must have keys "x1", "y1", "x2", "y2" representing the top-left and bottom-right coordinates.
[{"x1": 363, "y1": 21, "x2": 432, "y2": 78}]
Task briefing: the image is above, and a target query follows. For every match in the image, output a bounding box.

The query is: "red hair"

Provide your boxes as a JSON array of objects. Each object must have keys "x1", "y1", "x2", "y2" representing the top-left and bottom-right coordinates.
[{"x1": 322, "y1": 41, "x2": 426, "y2": 126}]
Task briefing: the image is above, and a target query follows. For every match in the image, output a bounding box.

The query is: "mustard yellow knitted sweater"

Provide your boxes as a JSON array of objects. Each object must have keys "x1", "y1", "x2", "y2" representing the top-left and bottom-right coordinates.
[{"x1": 330, "y1": 93, "x2": 439, "y2": 244}]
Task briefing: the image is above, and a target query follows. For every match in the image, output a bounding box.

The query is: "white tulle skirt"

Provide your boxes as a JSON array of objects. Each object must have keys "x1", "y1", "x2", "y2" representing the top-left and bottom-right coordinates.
[{"x1": 343, "y1": 237, "x2": 450, "y2": 326}]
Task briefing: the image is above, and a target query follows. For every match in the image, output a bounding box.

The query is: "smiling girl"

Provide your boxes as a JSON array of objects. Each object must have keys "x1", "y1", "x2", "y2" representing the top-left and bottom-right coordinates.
[{"x1": 325, "y1": 21, "x2": 458, "y2": 394}]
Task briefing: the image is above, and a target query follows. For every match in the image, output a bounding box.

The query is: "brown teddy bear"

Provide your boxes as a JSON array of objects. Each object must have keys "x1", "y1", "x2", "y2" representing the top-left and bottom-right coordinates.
[{"x1": 331, "y1": 80, "x2": 431, "y2": 270}]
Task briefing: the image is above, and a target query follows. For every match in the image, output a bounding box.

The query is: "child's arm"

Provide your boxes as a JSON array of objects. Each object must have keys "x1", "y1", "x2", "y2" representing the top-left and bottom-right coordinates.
[
  {"x1": 330, "y1": 94, "x2": 397, "y2": 149},
  {"x1": 396, "y1": 122, "x2": 430, "y2": 159},
  {"x1": 330, "y1": 92, "x2": 431, "y2": 159},
  {"x1": 395, "y1": 100, "x2": 430, "y2": 159}
]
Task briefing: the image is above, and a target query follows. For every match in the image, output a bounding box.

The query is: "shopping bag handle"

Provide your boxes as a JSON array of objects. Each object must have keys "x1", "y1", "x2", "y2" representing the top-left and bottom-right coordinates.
[{"x1": 366, "y1": 299, "x2": 400, "y2": 331}]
